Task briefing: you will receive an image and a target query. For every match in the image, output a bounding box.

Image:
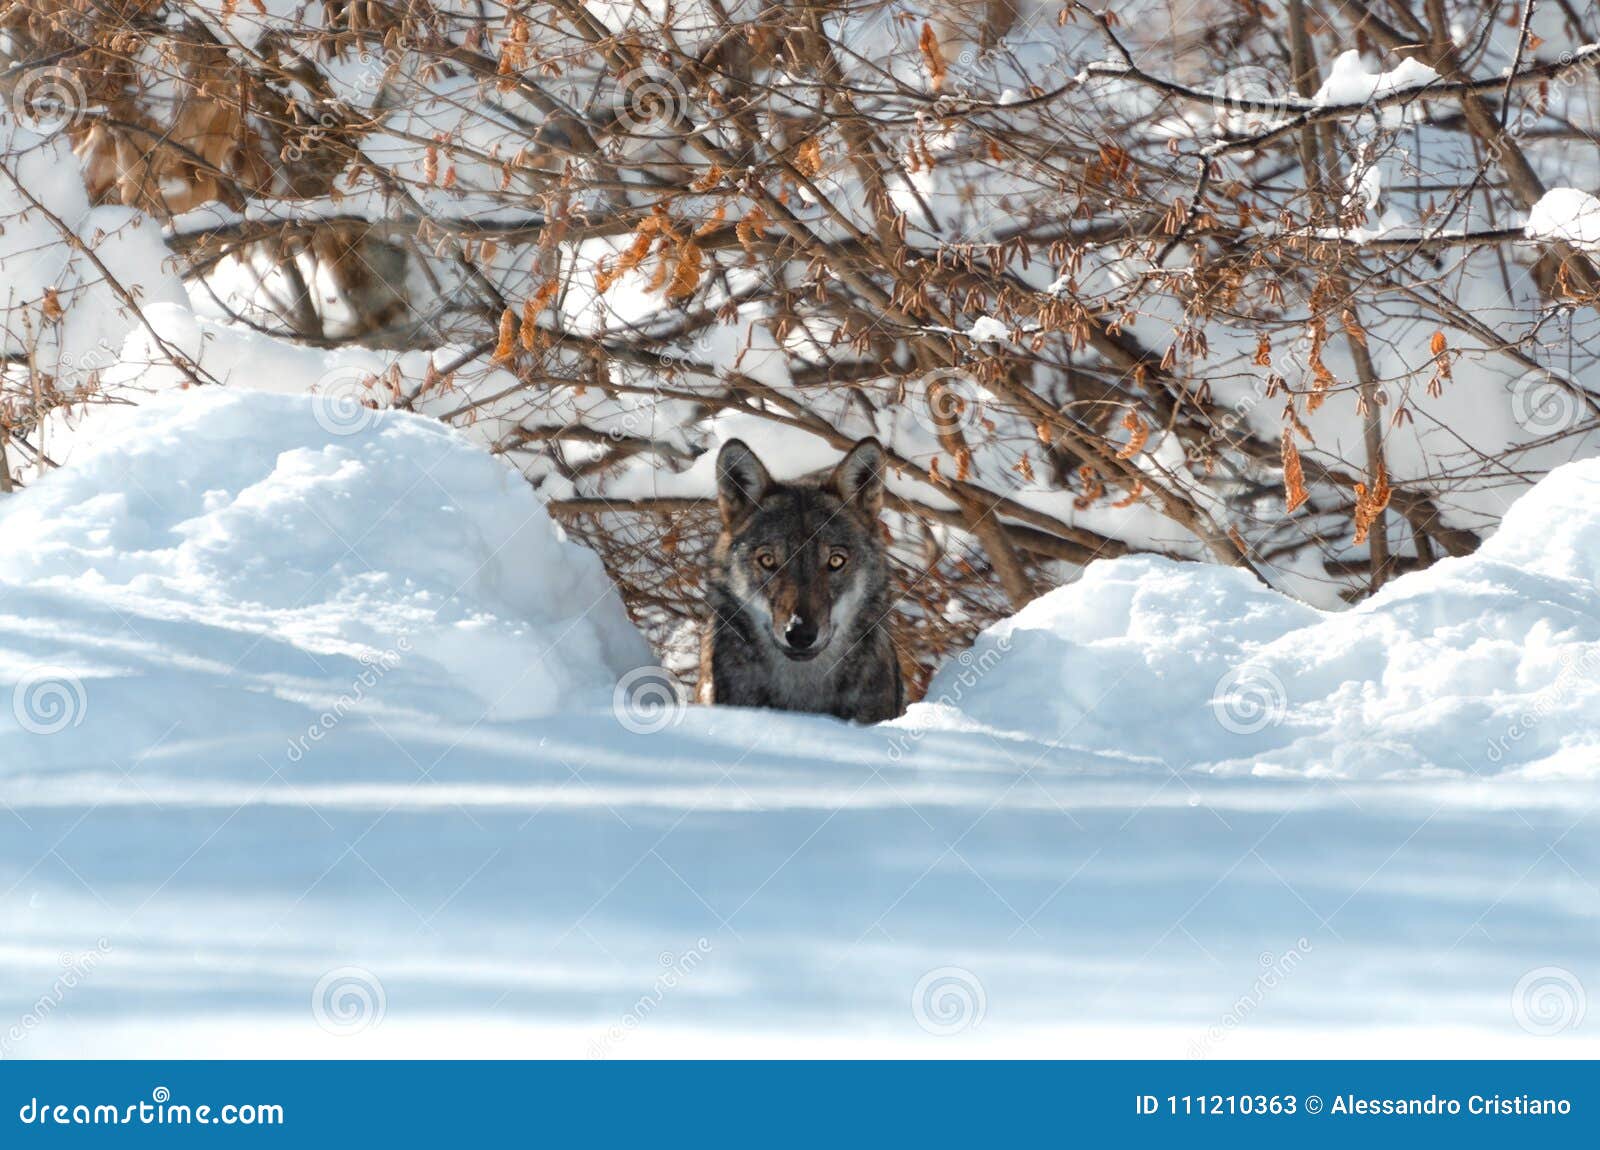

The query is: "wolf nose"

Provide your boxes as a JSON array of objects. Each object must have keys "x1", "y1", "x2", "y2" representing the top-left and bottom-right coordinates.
[{"x1": 784, "y1": 619, "x2": 820, "y2": 651}]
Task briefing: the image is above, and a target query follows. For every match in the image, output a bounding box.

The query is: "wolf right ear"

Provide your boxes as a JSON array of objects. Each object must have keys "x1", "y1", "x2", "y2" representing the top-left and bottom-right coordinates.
[
  {"x1": 830, "y1": 437, "x2": 886, "y2": 519},
  {"x1": 716, "y1": 439, "x2": 771, "y2": 524}
]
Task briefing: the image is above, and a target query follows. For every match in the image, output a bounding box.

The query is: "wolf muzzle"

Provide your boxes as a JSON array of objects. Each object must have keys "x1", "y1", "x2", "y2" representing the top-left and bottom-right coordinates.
[{"x1": 782, "y1": 617, "x2": 826, "y2": 660}]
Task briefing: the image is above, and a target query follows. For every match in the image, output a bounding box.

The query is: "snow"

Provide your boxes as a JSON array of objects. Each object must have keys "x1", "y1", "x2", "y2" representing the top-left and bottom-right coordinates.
[
  {"x1": 3, "y1": 392, "x2": 1600, "y2": 1057},
  {"x1": 966, "y1": 316, "x2": 1014, "y2": 344},
  {"x1": 1313, "y1": 51, "x2": 1441, "y2": 107},
  {"x1": 0, "y1": 389, "x2": 649, "y2": 742},
  {"x1": 1525, "y1": 188, "x2": 1600, "y2": 252},
  {"x1": 911, "y1": 457, "x2": 1600, "y2": 778}
]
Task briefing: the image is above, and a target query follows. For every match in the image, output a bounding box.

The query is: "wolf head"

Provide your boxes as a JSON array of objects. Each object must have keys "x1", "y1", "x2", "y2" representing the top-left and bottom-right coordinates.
[{"x1": 713, "y1": 437, "x2": 889, "y2": 662}]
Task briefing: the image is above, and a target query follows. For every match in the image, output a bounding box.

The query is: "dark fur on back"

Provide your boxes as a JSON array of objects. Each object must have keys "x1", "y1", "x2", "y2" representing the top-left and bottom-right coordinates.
[{"x1": 697, "y1": 438, "x2": 904, "y2": 723}]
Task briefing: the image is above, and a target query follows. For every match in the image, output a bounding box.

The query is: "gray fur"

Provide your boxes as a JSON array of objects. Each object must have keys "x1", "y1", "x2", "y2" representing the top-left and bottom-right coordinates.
[{"x1": 698, "y1": 438, "x2": 904, "y2": 724}]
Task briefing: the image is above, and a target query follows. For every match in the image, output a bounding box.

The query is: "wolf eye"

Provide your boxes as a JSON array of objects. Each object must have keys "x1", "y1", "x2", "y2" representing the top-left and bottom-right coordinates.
[
  {"x1": 827, "y1": 551, "x2": 849, "y2": 570},
  {"x1": 755, "y1": 551, "x2": 778, "y2": 571}
]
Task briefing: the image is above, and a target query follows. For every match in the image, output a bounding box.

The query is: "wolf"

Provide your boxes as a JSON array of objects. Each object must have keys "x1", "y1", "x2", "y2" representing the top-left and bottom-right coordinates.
[{"x1": 696, "y1": 437, "x2": 905, "y2": 723}]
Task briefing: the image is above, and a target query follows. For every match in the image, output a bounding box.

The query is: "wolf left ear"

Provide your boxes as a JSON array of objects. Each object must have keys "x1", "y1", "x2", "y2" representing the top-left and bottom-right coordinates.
[
  {"x1": 829, "y1": 438, "x2": 886, "y2": 519},
  {"x1": 716, "y1": 439, "x2": 771, "y2": 524}
]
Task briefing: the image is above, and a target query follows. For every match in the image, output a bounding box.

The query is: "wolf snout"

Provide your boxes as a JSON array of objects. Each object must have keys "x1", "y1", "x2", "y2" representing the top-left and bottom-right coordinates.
[{"x1": 782, "y1": 616, "x2": 824, "y2": 658}]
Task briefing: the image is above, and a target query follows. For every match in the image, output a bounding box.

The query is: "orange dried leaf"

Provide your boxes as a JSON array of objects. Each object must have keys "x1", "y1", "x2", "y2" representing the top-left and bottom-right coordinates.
[
  {"x1": 1111, "y1": 479, "x2": 1144, "y2": 509},
  {"x1": 694, "y1": 203, "x2": 727, "y2": 237},
  {"x1": 735, "y1": 206, "x2": 768, "y2": 251},
  {"x1": 1342, "y1": 309, "x2": 1368, "y2": 348},
  {"x1": 1115, "y1": 411, "x2": 1148, "y2": 459},
  {"x1": 493, "y1": 307, "x2": 516, "y2": 361},
  {"x1": 1281, "y1": 429, "x2": 1308, "y2": 513},
  {"x1": 794, "y1": 137, "x2": 823, "y2": 178},
  {"x1": 1073, "y1": 464, "x2": 1106, "y2": 510},
  {"x1": 1351, "y1": 462, "x2": 1391, "y2": 546},
  {"x1": 690, "y1": 164, "x2": 723, "y2": 192},
  {"x1": 519, "y1": 298, "x2": 539, "y2": 350},
  {"x1": 666, "y1": 240, "x2": 702, "y2": 300},
  {"x1": 918, "y1": 23, "x2": 947, "y2": 92}
]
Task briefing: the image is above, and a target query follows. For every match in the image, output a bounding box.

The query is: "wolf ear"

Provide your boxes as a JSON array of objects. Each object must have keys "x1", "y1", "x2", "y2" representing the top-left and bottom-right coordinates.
[
  {"x1": 829, "y1": 437, "x2": 886, "y2": 519},
  {"x1": 716, "y1": 439, "x2": 771, "y2": 524}
]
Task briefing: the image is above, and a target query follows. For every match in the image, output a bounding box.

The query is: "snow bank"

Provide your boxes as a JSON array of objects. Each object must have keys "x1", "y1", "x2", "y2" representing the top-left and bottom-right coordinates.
[
  {"x1": 0, "y1": 389, "x2": 649, "y2": 766},
  {"x1": 1524, "y1": 188, "x2": 1600, "y2": 251},
  {"x1": 913, "y1": 459, "x2": 1600, "y2": 779}
]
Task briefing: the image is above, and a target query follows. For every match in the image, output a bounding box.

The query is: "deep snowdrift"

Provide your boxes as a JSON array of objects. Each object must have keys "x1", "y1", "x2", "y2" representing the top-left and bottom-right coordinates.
[
  {"x1": 2, "y1": 391, "x2": 1598, "y2": 1057},
  {"x1": 0, "y1": 390, "x2": 648, "y2": 773},
  {"x1": 915, "y1": 461, "x2": 1600, "y2": 779}
]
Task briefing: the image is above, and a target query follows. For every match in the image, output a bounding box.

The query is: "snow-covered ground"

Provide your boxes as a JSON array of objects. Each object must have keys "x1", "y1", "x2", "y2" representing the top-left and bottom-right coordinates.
[{"x1": 3, "y1": 391, "x2": 1598, "y2": 1058}]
